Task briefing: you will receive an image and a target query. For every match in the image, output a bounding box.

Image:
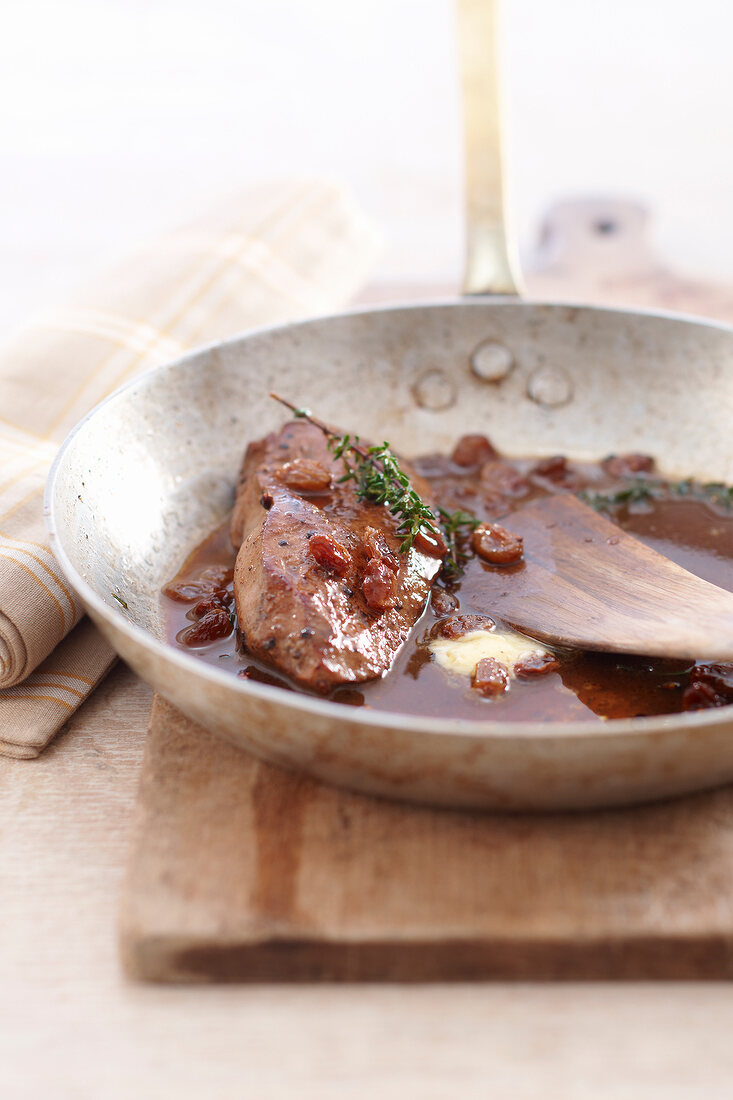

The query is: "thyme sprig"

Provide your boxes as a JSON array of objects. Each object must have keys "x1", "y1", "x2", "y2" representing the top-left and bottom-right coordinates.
[
  {"x1": 579, "y1": 478, "x2": 733, "y2": 514},
  {"x1": 578, "y1": 482, "x2": 661, "y2": 512},
  {"x1": 270, "y1": 394, "x2": 444, "y2": 554},
  {"x1": 437, "y1": 507, "x2": 480, "y2": 583},
  {"x1": 269, "y1": 395, "x2": 498, "y2": 578},
  {"x1": 336, "y1": 438, "x2": 443, "y2": 553},
  {"x1": 696, "y1": 482, "x2": 733, "y2": 509}
]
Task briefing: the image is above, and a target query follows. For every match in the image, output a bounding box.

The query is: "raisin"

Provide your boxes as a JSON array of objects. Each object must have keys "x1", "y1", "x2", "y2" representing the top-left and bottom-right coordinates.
[
  {"x1": 602, "y1": 453, "x2": 655, "y2": 479},
  {"x1": 689, "y1": 661, "x2": 733, "y2": 690},
  {"x1": 515, "y1": 653, "x2": 560, "y2": 678},
  {"x1": 532, "y1": 455, "x2": 568, "y2": 479},
  {"x1": 192, "y1": 587, "x2": 232, "y2": 616},
  {"x1": 275, "y1": 457, "x2": 332, "y2": 492},
  {"x1": 451, "y1": 434, "x2": 498, "y2": 468},
  {"x1": 530, "y1": 455, "x2": 581, "y2": 490},
  {"x1": 309, "y1": 532, "x2": 351, "y2": 575},
  {"x1": 433, "y1": 613, "x2": 495, "y2": 639},
  {"x1": 472, "y1": 522, "x2": 524, "y2": 565},
  {"x1": 480, "y1": 460, "x2": 529, "y2": 499},
  {"x1": 430, "y1": 588, "x2": 459, "y2": 616},
  {"x1": 199, "y1": 565, "x2": 234, "y2": 587},
  {"x1": 189, "y1": 595, "x2": 223, "y2": 618},
  {"x1": 472, "y1": 657, "x2": 510, "y2": 696},
  {"x1": 362, "y1": 526, "x2": 399, "y2": 571},
  {"x1": 413, "y1": 526, "x2": 447, "y2": 557},
  {"x1": 176, "y1": 607, "x2": 232, "y2": 647},
  {"x1": 162, "y1": 579, "x2": 219, "y2": 603},
  {"x1": 682, "y1": 662, "x2": 733, "y2": 710},
  {"x1": 682, "y1": 681, "x2": 728, "y2": 710},
  {"x1": 363, "y1": 557, "x2": 398, "y2": 610}
]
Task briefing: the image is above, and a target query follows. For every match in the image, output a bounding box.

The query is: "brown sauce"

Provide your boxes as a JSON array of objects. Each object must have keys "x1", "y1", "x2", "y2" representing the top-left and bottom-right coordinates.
[{"x1": 162, "y1": 444, "x2": 733, "y2": 722}]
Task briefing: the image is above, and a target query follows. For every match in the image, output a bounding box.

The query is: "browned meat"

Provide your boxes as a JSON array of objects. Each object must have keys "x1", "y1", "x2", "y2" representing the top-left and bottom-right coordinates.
[{"x1": 231, "y1": 420, "x2": 443, "y2": 691}]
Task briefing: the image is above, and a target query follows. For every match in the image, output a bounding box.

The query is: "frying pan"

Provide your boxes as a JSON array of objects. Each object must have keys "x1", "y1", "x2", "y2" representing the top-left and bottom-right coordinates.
[{"x1": 45, "y1": 0, "x2": 733, "y2": 810}]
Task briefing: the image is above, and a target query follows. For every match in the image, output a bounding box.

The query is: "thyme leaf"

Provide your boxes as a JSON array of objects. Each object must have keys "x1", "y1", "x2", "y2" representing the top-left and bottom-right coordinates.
[
  {"x1": 437, "y1": 507, "x2": 480, "y2": 582},
  {"x1": 111, "y1": 592, "x2": 128, "y2": 610},
  {"x1": 580, "y1": 478, "x2": 733, "y2": 514},
  {"x1": 578, "y1": 482, "x2": 661, "y2": 512},
  {"x1": 699, "y1": 482, "x2": 733, "y2": 508}
]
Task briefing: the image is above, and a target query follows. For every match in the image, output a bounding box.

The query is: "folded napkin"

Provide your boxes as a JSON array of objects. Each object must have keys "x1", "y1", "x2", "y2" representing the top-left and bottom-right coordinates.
[{"x1": 0, "y1": 180, "x2": 380, "y2": 758}]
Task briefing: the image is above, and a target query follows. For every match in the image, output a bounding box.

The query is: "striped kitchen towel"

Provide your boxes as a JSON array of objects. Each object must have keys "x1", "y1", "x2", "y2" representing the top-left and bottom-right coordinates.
[{"x1": 0, "y1": 179, "x2": 380, "y2": 758}]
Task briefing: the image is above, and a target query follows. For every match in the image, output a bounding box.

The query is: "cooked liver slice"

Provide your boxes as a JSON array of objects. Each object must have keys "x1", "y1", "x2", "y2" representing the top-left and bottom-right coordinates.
[{"x1": 231, "y1": 420, "x2": 442, "y2": 691}]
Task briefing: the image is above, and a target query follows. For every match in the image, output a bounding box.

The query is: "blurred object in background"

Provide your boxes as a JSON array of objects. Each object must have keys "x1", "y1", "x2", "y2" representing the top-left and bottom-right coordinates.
[
  {"x1": 527, "y1": 198, "x2": 733, "y2": 322},
  {"x1": 0, "y1": 0, "x2": 731, "y2": 338}
]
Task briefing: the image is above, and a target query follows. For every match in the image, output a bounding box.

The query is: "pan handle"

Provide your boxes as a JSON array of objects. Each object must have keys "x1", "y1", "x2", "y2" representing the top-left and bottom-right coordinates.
[{"x1": 458, "y1": 0, "x2": 523, "y2": 297}]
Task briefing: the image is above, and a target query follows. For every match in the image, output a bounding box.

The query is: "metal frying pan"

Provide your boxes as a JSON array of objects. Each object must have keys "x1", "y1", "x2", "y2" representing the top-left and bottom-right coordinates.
[{"x1": 45, "y1": 0, "x2": 733, "y2": 810}]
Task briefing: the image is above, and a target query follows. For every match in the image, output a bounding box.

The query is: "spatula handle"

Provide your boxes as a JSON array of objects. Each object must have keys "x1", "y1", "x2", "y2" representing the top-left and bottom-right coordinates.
[{"x1": 458, "y1": 0, "x2": 523, "y2": 297}]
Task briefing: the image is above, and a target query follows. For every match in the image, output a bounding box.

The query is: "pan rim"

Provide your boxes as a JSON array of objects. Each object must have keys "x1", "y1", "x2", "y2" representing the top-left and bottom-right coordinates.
[{"x1": 44, "y1": 296, "x2": 733, "y2": 744}]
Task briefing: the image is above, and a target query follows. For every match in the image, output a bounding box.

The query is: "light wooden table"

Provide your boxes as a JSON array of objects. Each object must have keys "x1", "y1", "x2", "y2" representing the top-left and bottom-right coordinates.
[
  {"x1": 6, "y1": 666, "x2": 733, "y2": 1098},
  {"x1": 4, "y1": 205, "x2": 733, "y2": 1098}
]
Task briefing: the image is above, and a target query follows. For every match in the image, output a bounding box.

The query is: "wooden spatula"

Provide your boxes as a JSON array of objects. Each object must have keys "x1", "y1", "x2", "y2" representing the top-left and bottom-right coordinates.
[{"x1": 491, "y1": 494, "x2": 733, "y2": 661}]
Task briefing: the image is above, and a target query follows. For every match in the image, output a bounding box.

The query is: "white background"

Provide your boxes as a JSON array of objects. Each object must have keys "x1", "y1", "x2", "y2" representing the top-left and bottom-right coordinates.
[{"x1": 0, "y1": 0, "x2": 731, "y2": 334}]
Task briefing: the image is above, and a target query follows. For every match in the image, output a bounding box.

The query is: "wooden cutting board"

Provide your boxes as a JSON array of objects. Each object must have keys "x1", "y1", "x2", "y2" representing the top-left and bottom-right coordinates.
[
  {"x1": 120, "y1": 199, "x2": 733, "y2": 983},
  {"x1": 121, "y1": 695, "x2": 733, "y2": 982}
]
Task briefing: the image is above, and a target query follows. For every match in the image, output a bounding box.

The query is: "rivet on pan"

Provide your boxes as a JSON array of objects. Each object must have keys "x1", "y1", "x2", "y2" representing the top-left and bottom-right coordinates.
[
  {"x1": 412, "y1": 369, "x2": 456, "y2": 411},
  {"x1": 527, "y1": 366, "x2": 573, "y2": 408},
  {"x1": 470, "y1": 340, "x2": 514, "y2": 383}
]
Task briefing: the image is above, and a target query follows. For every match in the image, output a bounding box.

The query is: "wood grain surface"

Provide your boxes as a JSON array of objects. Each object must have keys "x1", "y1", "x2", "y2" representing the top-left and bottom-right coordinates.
[
  {"x1": 491, "y1": 495, "x2": 733, "y2": 660},
  {"x1": 122, "y1": 695, "x2": 733, "y2": 982}
]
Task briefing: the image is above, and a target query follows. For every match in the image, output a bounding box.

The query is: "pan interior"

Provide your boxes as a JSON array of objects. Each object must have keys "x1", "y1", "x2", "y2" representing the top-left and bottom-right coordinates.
[{"x1": 50, "y1": 300, "x2": 733, "y2": 658}]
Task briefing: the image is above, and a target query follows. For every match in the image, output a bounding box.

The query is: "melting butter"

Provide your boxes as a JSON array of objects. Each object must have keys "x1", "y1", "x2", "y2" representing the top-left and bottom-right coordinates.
[{"x1": 429, "y1": 628, "x2": 550, "y2": 679}]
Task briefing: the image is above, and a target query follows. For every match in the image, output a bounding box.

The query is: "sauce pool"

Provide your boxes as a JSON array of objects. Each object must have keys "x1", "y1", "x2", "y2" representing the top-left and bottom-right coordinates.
[{"x1": 162, "y1": 446, "x2": 733, "y2": 722}]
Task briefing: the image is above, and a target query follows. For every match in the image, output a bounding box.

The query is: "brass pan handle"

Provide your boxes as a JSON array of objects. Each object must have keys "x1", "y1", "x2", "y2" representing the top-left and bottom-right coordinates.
[{"x1": 458, "y1": 0, "x2": 523, "y2": 296}]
